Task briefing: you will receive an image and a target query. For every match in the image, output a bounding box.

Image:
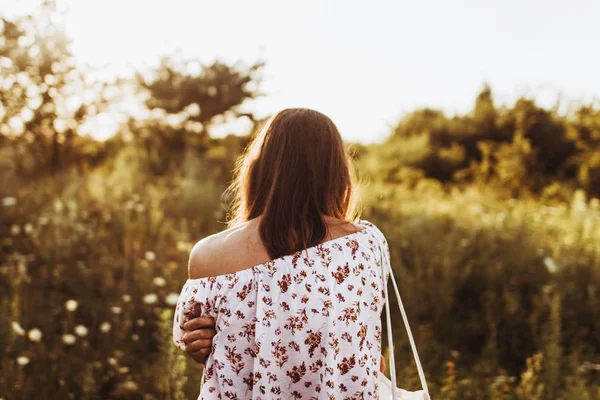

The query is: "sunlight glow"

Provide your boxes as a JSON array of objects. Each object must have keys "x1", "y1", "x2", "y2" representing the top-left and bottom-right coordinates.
[{"x1": 53, "y1": 0, "x2": 600, "y2": 142}]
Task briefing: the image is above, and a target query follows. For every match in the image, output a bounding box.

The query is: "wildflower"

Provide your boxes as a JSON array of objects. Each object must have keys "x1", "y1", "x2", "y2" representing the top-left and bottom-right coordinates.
[
  {"x1": 153, "y1": 277, "x2": 166, "y2": 287},
  {"x1": 2, "y1": 197, "x2": 16, "y2": 206},
  {"x1": 108, "y1": 357, "x2": 118, "y2": 366},
  {"x1": 38, "y1": 216, "x2": 49, "y2": 225},
  {"x1": 177, "y1": 241, "x2": 189, "y2": 252},
  {"x1": 12, "y1": 322, "x2": 25, "y2": 336},
  {"x1": 111, "y1": 306, "x2": 122, "y2": 315},
  {"x1": 99, "y1": 322, "x2": 111, "y2": 333},
  {"x1": 123, "y1": 381, "x2": 139, "y2": 391},
  {"x1": 17, "y1": 356, "x2": 30, "y2": 366},
  {"x1": 27, "y1": 328, "x2": 42, "y2": 342},
  {"x1": 134, "y1": 203, "x2": 145, "y2": 213},
  {"x1": 74, "y1": 325, "x2": 88, "y2": 337},
  {"x1": 165, "y1": 293, "x2": 179, "y2": 306},
  {"x1": 543, "y1": 257, "x2": 558, "y2": 274},
  {"x1": 10, "y1": 225, "x2": 20, "y2": 235},
  {"x1": 23, "y1": 223, "x2": 34, "y2": 234},
  {"x1": 62, "y1": 334, "x2": 76, "y2": 345},
  {"x1": 119, "y1": 366, "x2": 130, "y2": 374},
  {"x1": 136, "y1": 319, "x2": 145, "y2": 327},
  {"x1": 65, "y1": 299, "x2": 78, "y2": 312},
  {"x1": 131, "y1": 334, "x2": 139, "y2": 342},
  {"x1": 144, "y1": 251, "x2": 156, "y2": 261},
  {"x1": 121, "y1": 294, "x2": 131, "y2": 303},
  {"x1": 143, "y1": 293, "x2": 157, "y2": 304}
]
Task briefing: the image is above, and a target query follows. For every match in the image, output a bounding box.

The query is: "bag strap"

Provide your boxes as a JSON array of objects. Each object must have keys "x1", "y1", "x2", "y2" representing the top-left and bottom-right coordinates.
[{"x1": 370, "y1": 224, "x2": 429, "y2": 395}]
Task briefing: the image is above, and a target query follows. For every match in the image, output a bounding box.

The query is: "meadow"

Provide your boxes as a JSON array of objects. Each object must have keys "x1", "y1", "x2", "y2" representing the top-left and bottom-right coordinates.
[{"x1": 1, "y1": 2, "x2": 600, "y2": 399}]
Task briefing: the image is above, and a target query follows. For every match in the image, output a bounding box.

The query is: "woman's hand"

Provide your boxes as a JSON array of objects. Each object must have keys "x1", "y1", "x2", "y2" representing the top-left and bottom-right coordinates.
[
  {"x1": 380, "y1": 355, "x2": 386, "y2": 373},
  {"x1": 181, "y1": 317, "x2": 216, "y2": 364}
]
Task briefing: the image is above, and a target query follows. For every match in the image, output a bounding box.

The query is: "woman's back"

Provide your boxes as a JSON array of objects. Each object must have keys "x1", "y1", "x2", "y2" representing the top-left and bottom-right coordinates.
[{"x1": 173, "y1": 218, "x2": 389, "y2": 399}]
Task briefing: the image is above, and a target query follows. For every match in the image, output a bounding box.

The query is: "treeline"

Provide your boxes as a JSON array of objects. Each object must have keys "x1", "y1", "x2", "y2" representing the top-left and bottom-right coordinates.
[
  {"x1": 2, "y1": 3, "x2": 600, "y2": 202},
  {"x1": 365, "y1": 87, "x2": 600, "y2": 199}
]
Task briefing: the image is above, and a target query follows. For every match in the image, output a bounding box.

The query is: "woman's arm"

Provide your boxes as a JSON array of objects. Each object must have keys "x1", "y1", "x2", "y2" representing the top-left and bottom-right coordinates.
[{"x1": 180, "y1": 237, "x2": 219, "y2": 363}]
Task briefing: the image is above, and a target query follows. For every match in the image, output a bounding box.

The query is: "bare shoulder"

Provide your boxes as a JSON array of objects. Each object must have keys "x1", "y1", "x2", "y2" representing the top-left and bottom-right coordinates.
[{"x1": 187, "y1": 223, "x2": 254, "y2": 279}]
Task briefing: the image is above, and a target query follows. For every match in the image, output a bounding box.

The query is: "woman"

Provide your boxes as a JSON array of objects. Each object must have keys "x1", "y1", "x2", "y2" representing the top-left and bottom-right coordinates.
[{"x1": 173, "y1": 108, "x2": 391, "y2": 398}]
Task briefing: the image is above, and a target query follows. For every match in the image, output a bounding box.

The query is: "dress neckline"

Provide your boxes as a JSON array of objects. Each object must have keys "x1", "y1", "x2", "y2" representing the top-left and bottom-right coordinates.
[{"x1": 184, "y1": 218, "x2": 374, "y2": 283}]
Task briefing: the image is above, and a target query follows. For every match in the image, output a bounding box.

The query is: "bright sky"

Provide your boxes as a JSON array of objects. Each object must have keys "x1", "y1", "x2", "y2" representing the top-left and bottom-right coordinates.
[{"x1": 8, "y1": 0, "x2": 600, "y2": 142}]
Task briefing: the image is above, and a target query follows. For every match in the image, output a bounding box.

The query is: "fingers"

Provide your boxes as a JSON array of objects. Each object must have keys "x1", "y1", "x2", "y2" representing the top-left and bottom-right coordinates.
[
  {"x1": 183, "y1": 317, "x2": 216, "y2": 331},
  {"x1": 184, "y1": 339, "x2": 213, "y2": 354},
  {"x1": 182, "y1": 328, "x2": 216, "y2": 344},
  {"x1": 190, "y1": 347, "x2": 211, "y2": 364},
  {"x1": 380, "y1": 355, "x2": 386, "y2": 373}
]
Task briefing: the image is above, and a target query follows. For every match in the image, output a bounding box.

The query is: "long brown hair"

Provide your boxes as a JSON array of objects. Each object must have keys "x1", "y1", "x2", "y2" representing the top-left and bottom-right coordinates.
[{"x1": 226, "y1": 108, "x2": 360, "y2": 259}]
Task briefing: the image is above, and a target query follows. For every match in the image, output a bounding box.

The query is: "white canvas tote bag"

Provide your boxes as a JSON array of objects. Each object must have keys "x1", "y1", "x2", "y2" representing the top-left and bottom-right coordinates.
[{"x1": 371, "y1": 227, "x2": 431, "y2": 400}]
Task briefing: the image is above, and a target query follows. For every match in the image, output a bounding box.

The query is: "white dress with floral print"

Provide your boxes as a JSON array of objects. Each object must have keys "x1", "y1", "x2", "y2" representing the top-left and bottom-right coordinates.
[{"x1": 173, "y1": 219, "x2": 390, "y2": 400}]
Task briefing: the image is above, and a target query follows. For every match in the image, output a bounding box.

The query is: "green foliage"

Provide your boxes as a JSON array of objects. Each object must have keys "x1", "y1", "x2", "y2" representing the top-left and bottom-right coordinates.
[{"x1": 373, "y1": 85, "x2": 600, "y2": 198}]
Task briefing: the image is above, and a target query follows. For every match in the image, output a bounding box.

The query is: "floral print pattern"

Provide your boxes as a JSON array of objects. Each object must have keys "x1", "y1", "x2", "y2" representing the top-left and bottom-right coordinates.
[{"x1": 173, "y1": 219, "x2": 390, "y2": 399}]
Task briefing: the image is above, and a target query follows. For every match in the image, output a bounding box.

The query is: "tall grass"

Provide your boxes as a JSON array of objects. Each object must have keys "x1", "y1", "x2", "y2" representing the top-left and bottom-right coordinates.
[{"x1": 1, "y1": 164, "x2": 599, "y2": 398}]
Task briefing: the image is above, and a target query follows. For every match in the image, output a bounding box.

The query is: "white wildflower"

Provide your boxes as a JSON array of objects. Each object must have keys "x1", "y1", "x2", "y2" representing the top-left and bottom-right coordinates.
[
  {"x1": 153, "y1": 277, "x2": 166, "y2": 287},
  {"x1": 121, "y1": 294, "x2": 131, "y2": 303},
  {"x1": 543, "y1": 257, "x2": 558, "y2": 274},
  {"x1": 119, "y1": 366, "x2": 130, "y2": 374},
  {"x1": 38, "y1": 216, "x2": 49, "y2": 225},
  {"x1": 27, "y1": 328, "x2": 42, "y2": 342},
  {"x1": 62, "y1": 334, "x2": 76, "y2": 345},
  {"x1": 131, "y1": 334, "x2": 139, "y2": 342},
  {"x1": 123, "y1": 381, "x2": 139, "y2": 391},
  {"x1": 10, "y1": 225, "x2": 20, "y2": 235},
  {"x1": 65, "y1": 299, "x2": 78, "y2": 312},
  {"x1": 99, "y1": 322, "x2": 111, "y2": 333},
  {"x1": 12, "y1": 322, "x2": 25, "y2": 336},
  {"x1": 143, "y1": 293, "x2": 157, "y2": 304},
  {"x1": 165, "y1": 293, "x2": 179, "y2": 306},
  {"x1": 144, "y1": 251, "x2": 155, "y2": 261},
  {"x1": 2, "y1": 197, "x2": 16, "y2": 207},
  {"x1": 17, "y1": 356, "x2": 30, "y2": 366},
  {"x1": 134, "y1": 203, "x2": 145, "y2": 213},
  {"x1": 111, "y1": 306, "x2": 122, "y2": 315},
  {"x1": 108, "y1": 357, "x2": 118, "y2": 366},
  {"x1": 74, "y1": 325, "x2": 88, "y2": 337},
  {"x1": 23, "y1": 223, "x2": 34, "y2": 234},
  {"x1": 136, "y1": 319, "x2": 145, "y2": 327}
]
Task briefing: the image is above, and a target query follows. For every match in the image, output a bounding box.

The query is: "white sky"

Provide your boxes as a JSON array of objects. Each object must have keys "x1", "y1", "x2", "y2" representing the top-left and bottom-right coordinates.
[{"x1": 5, "y1": 0, "x2": 600, "y2": 142}]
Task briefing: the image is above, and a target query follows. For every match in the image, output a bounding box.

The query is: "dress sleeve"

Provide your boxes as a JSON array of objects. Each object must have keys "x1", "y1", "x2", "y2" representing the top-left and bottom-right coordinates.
[{"x1": 172, "y1": 279, "x2": 220, "y2": 350}]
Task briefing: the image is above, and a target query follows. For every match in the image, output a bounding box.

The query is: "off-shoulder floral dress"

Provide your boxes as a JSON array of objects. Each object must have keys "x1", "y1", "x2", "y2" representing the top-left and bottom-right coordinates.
[{"x1": 173, "y1": 219, "x2": 390, "y2": 399}]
